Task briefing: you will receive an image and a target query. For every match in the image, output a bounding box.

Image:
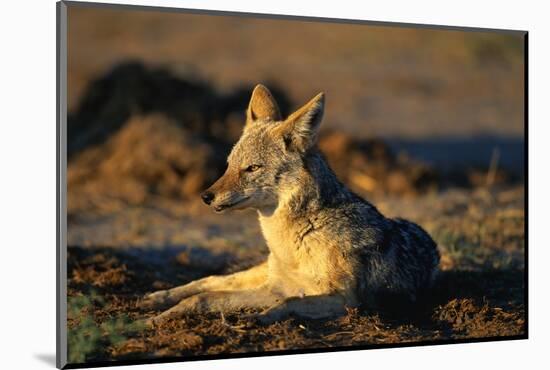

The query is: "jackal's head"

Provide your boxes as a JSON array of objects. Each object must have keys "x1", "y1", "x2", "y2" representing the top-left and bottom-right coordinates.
[{"x1": 201, "y1": 84, "x2": 325, "y2": 213}]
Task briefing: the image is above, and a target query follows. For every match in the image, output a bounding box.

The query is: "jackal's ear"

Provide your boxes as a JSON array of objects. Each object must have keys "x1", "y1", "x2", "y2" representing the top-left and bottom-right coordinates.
[
  {"x1": 276, "y1": 92, "x2": 325, "y2": 152},
  {"x1": 246, "y1": 84, "x2": 282, "y2": 125}
]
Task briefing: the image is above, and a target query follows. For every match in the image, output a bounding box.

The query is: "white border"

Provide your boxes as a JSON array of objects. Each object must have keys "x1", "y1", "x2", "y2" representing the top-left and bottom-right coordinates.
[{"x1": 2, "y1": 0, "x2": 548, "y2": 369}]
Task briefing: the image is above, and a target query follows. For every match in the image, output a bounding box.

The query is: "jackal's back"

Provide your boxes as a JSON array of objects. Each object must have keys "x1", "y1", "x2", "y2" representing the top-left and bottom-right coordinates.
[{"x1": 353, "y1": 211, "x2": 440, "y2": 303}]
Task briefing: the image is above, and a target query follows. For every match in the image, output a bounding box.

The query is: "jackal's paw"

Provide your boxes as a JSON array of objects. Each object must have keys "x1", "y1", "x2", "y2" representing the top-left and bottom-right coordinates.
[
  {"x1": 142, "y1": 311, "x2": 168, "y2": 328},
  {"x1": 138, "y1": 290, "x2": 172, "y2": 310},
  {"x1": 142, "y1": 314, "x2": 169, "y2": 328}
]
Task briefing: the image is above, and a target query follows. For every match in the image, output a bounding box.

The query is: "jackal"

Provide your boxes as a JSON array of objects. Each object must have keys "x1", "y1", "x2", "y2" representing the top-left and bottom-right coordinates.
[{"x1": 141, "y1": 85, "x2": 440, "y2": 324}]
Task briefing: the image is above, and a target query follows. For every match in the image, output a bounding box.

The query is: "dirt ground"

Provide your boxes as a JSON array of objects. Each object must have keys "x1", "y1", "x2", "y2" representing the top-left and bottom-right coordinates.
[{"x1": 66, "y1": 185, "x2": 525, "y2": 365}]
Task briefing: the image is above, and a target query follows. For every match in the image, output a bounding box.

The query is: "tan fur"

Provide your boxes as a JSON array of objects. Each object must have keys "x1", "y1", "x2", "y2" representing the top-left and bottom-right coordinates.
[
  {"x1": 141, "y1": 84, "x2": 439, "y2": 325},
  {"x1": 258, "y1": 192, "x2": 357, "y2": 300},
  {"x1": 246, "y1": 84, "x2": 281, "y2": 123}
]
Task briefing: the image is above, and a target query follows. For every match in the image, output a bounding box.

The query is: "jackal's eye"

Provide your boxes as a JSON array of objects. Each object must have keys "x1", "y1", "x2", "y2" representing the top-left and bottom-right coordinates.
[{"x1": 245, "y1": 164, "x2": 262, "y2": 172}]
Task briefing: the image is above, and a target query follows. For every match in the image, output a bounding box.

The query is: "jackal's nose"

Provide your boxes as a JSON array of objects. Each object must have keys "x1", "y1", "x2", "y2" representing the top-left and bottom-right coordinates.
[{"x1": 201, "y1": 191, "x2": 215, "y2": 205}]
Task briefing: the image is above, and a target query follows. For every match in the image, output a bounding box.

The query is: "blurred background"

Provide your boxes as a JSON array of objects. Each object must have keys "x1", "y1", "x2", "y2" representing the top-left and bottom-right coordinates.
[
  {"x1": 65, "y1": 5, "x2": 525, "y2": 362},
  {"x1": 67, "y1": 5, "x2": 524, "y2": 216}
]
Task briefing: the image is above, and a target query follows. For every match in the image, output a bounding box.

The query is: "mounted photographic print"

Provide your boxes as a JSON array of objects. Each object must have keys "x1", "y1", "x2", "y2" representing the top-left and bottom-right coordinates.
[{"x1": 56, "y1": 1, "x2": 527, "y2": 368}]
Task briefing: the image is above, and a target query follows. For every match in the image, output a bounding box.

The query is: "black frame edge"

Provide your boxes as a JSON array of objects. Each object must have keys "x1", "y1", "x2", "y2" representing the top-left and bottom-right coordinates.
[
  {"x1": 57, "y1": 1, "x2": 68, "y2": 369},
  {"x1": 523, "y1": 32, "x2": 529, "y2": 338},
  {"x1": 63, "y1": 334, "x2": 527, "y2": 369}
]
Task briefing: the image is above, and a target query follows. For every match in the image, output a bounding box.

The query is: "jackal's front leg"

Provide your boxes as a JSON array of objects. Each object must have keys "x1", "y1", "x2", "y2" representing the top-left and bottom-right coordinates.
[
  {"x1": 148, "y1": 288, "x2": 282, "y2": 325},
  {"x1": 255, "y1": 294, "x2": 349, "y2": 324},
  {"x1": 140, "y1": 261, "x2": 268, "y2": 310}
]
